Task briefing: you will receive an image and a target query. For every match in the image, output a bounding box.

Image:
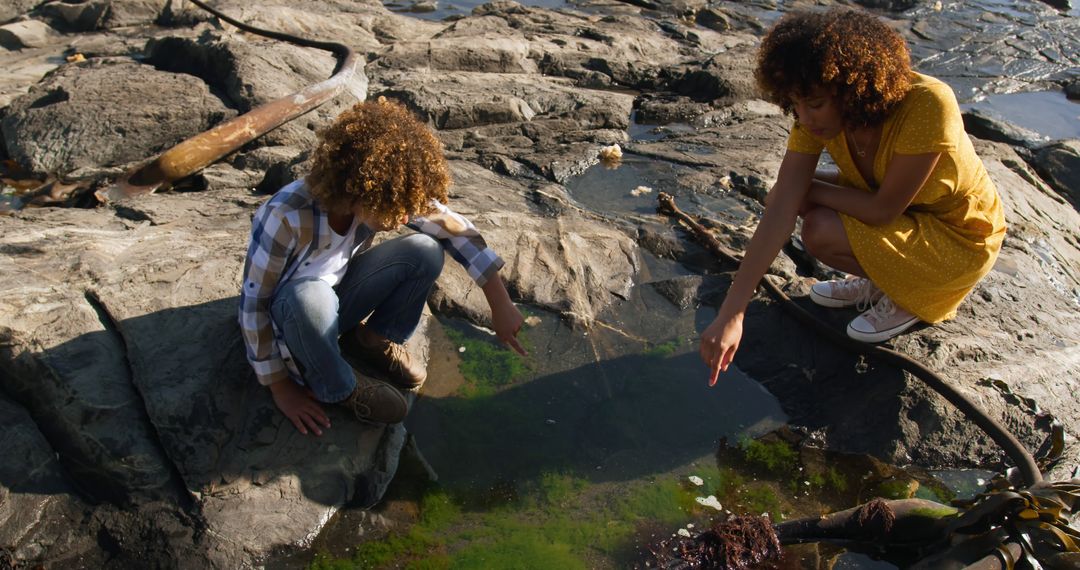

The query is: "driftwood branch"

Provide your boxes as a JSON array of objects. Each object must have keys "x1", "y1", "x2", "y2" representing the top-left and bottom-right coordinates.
[{"x1": 94, "y1": 0, "x2": 359, "y2": 203}]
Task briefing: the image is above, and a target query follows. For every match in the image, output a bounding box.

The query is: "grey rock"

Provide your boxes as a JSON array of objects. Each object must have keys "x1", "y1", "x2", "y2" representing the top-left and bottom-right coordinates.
[
  {"x1": 638, "y1": 222, "x2": 688, "y2": 260},
  {"x1": 694, "y1": 5, "x2": 765, "y2": 33},
  {"x1": 854, "y1": 0, "x2": 919, "y2": 11},
  {"x1": 0, "y1": 222, "x2": 185, "y2": 504},
  {"x1": 0, "y1": 41, "x2": 65, "y2": 109},
  {"x1": 372, "y1": 69, "x2": 633, "y2": 131},
  {"x1": 962, "y1": 108, "x2": 1049, "y2": 150},
  {"x1": 428, "y1": 161, "x2": 639, "y2": 327},
  {"x1": 635, "y1": 93, "x2": 713, "y2": 125},
  {"x1": 648, "y1": 275, "x2": 704, "y2": 310},
  {"x1": 0, "y1": 19, "x2": 58, "y2": 49},
  {"x1": 38, "y1": 0, "x2": 183, "y2": 31},
  {"x1": 2, "y1": 59, "x2": 236, "y2": 176},
  {"x1": 409, "y1": 0, "x2": 439, "y2": 13},
  {"x1": 668, "y1": 46, "x2": 758, "y2": 103},
  {"x1": 470, "y1": 4, "x2": 690, "y2": 89},
  {"x1": 731, "y1": 171, "x2": 768, "y2": 204},
  {"x1": 181, "y1": 2, "x2": 388, "y2": 52},
  {"x1": 377, "y1": 34, "x2": 538, "y2": 74},
  {"x1": 0, "y1": 0, "x2": 40, "y2": 25},
  {"x1": 146, "y1": 30, "x2": 369, "y2": 150},
  {"x1": 1066, "y1": 78, "x2": 1080, "y2": 100},
  {"x1": 1033, "y1": 139, "x2": 1080, "y2": 209},
  {"x1": 908, "y1": 4, "x2": 1078, "y2": 96},
  {"x1": 37, "y1": 0, "x2": 108, "y2": 31},
  {"x1": 0, "y1": 395, "x2": 94, "y2": 565}
]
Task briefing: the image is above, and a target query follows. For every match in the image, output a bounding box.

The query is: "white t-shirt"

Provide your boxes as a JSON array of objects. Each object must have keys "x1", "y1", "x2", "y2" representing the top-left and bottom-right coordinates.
[{"x1": 289, "y1": 216, "x2": 359, "y2": 287}]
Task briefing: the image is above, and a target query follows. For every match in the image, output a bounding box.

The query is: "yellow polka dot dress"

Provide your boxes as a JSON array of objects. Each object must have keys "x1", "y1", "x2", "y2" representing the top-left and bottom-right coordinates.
[{"x1": 787, "y1": 73, "x2": 1006, "y2": 323}]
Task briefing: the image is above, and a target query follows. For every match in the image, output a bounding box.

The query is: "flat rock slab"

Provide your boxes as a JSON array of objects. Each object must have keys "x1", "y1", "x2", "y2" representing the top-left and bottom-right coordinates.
[{"x1": 0, "y1": 194, "x2": 412, "y2": 564}]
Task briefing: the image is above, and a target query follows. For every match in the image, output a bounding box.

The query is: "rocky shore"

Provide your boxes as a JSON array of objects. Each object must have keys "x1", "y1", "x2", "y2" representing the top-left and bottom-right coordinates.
[{"x1": 1, "y1": 0, "x2": 1077, "y2": 567}]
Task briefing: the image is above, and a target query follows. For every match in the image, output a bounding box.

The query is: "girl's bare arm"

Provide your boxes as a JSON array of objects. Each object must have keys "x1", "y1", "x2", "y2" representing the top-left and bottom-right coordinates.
[{"x1": 805, "y1": 152, "x2": 941, "y2": 226}]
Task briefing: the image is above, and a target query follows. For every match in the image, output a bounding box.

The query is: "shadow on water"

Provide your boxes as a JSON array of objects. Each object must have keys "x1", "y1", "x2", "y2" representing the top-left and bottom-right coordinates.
[{"x1": 411, "y1": 316, "x2": 788, "y2": 487}]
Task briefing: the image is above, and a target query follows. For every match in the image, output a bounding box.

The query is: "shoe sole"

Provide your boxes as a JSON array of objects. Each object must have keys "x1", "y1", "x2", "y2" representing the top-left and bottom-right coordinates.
[{"x1": 846, "y1": 316, "x2": 920, "y2": 343}]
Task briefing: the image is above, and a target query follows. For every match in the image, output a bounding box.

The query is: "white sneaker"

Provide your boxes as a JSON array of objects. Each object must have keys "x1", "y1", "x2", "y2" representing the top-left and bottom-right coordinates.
[
  {"x1": 847, "y1": 295, "x2": 920, "y2": 343},
  {"x1": 810, "y1": 277, "x2": 881, "y2": 310}
]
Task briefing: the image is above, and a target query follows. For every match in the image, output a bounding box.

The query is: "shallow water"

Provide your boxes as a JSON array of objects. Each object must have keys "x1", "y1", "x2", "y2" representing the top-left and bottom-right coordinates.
[
  {"x1": 963, "y1": 90, "x2": 1080, "y2": 141},
  {"x1": 383, "y1": 0, "x2": 569, "y2": 20},
  {"x1": 304, "y1": 1, "x2": 1058, "y2": 567}
]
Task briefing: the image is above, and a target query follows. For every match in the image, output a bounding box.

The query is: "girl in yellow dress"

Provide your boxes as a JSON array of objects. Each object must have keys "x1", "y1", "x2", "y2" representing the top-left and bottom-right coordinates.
[{"x1": 699, "y1": 8, "x2": 1006, "y2": 385}]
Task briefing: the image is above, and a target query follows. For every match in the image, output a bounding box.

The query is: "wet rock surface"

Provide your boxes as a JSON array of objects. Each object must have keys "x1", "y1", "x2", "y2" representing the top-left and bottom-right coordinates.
[{"x1": 1, "y1": 0, "x2": 1078, "y2": 566}]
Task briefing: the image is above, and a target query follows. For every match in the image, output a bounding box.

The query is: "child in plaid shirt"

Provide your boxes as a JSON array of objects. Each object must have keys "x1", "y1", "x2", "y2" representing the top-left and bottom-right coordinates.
[{"x1": 239, "y1": 98, "x2": 526, "y2": 435}]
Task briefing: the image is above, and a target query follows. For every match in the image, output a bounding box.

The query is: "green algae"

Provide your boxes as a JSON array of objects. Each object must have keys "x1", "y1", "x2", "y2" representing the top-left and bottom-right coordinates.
[
  {"x1": 824, "y1": 467, "x2": 848, "y2": 492},
  {"x1": 740, "y1": 437, "x2": 797, "y2": 475},
  {"x1": 312, "y1": 457, "x2": 966, "y2": 569},
  {"x1": 615, "y1": 477, "x2": 692, "y2": 526},
  {"x1": 871, "y1": 478, "x2": 919, "y2": 500},
  {"x1": 643, "y1": 338, "x2": 680, "y2": 359},
  {"x1": 908, "y1": 505, "x2": 960, "y2": 519},
  {"x1": 444, "y1": 328, "x2": 531, "y2": 397},
  {"x1": 307, "y1": 470, "x2": 710, "y2": 569},
  {"x1": 804, "y1": 467, "x2": 848, "y2": 494}
]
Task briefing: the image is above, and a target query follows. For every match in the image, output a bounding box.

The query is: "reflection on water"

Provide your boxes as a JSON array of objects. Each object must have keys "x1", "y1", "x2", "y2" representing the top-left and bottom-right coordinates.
[
  {"x1": 564, "y1": 154, "x2": 756, "y2": 226},
  {"x1": 927, "y1": 468, "x2": 998, "y2": 501}
]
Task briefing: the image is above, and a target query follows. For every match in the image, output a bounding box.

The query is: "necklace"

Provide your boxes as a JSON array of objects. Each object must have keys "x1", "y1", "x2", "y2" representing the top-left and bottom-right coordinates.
[{"x1": 849, "y1": 129, "x2": 869, "y2": 158}]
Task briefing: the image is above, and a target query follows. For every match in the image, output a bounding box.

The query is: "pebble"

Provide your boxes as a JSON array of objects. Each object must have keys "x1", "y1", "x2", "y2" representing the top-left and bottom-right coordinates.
[{"x1": 695, "y1": 495, "x2": 722, "y2": 510}]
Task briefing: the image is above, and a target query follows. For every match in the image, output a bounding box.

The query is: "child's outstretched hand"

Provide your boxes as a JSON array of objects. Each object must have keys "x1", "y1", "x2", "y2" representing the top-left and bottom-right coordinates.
[
  {"x1": 483, "y1": 275, "x2": 528, "y2": 356},
  {"x1": 492, "y1": 301, "x2": 527, "y2": 356},
  {"x1": 269, "y1": 380, "x2": 331, "y2": 436}
]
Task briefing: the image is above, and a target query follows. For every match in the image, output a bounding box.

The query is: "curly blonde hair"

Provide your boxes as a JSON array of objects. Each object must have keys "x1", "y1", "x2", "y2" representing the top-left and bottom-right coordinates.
[
  {"x1": 755, "y1": 8, "x2": 912, "y2": 127},
  {"x1": 307, "y1": 97, "x2": 450, "y2": 224}
]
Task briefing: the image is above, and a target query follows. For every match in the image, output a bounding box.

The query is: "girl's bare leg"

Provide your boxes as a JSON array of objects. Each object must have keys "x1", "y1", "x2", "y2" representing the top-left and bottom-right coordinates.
[{"x1": 800, "y1": 206, "x2": 867, "y2": 277}]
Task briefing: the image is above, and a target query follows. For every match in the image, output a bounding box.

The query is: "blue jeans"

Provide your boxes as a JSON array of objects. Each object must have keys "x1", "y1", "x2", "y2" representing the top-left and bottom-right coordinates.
[{"x1": 270, "y1": 234, "x2": 444, "y2": 403}]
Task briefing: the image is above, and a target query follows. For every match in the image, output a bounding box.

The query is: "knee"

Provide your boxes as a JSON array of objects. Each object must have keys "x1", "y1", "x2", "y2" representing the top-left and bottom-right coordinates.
[
  {"x1": 275, "y1": 279, "x2": 339, "y2": 328},
  {"x1": 800, "y1": 208, "x2": 831, "y2": 258},
  {"x1": 404, "y1": 234, "x2": 444, "y2": 278}
]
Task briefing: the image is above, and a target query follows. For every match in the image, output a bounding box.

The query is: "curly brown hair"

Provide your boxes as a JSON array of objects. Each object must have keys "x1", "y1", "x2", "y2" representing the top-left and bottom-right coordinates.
[
  {"x1": 307, "y1": 97, "x2": 450, "y2": 224},
  {"x1": 755, "y1": 8, "x2": 912, "y2": 127}
]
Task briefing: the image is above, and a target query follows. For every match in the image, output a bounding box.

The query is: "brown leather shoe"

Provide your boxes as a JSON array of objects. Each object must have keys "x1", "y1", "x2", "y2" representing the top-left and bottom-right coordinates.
[
  {"x1": 339, "y1": 372, "x2": 408, "y2": 424},
  {"x1": 340, "y1": 325, "x2": 427, "y2": 390}
]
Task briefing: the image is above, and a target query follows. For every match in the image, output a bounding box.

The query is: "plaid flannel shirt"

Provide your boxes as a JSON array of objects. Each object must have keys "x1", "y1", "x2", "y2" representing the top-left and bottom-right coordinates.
[{"x1": 239, "y1": 179, "x2": 505, "y2": 386}]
